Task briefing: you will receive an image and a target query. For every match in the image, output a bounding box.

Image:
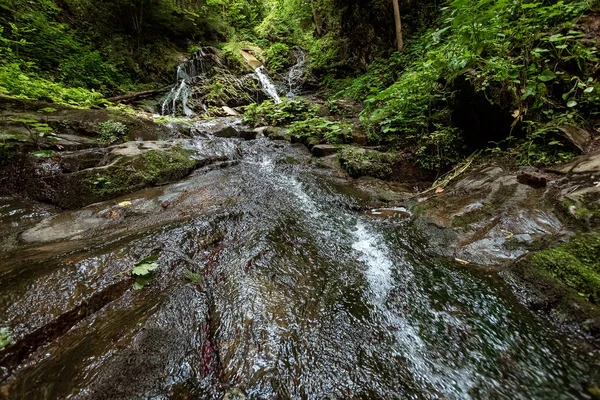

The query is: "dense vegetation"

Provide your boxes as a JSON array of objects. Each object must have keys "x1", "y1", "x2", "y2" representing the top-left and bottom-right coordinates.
[{"x1": 1, "y1": 0, "x2": 598, "y2": 165}]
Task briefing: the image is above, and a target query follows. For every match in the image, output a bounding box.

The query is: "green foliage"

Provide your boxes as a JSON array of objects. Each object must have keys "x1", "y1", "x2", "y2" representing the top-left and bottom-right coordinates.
[
  {"x1": 0, "y1": 327, "x2": 13, "y2": 351},
  {"x1": 288, "y1": 117, "x2": 352, "y2": 144},
  {"x1": 184, "y1": 269, "x2": 203, "y2": 285},
  {"x1": 355, "y1": 0, "x2": 597, "y2": 170},
  {"x1": 132, "y1": 256, "x2": 160, "y2": 290},
  {"x1": 0, "y1": 63, "x2": 106, "y2": 107},
  {"x1": 98, "y1": 120, "x2": 129, "y2": 145},
  {"x1": 242, "y1": 99, "x2": 317, "y2": 126},
  {"x1": 265, "y1": 42, "x2": 291, "y2": 72},
  {"x1": 531, "y1": 233, "x2": 600, "y2": 304}
]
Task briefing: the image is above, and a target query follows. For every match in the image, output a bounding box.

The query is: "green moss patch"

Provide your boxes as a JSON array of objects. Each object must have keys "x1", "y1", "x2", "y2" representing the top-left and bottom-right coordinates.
[
  {"x1": 530, "y1": 233, "x2": 600, "y2": 304},
  {"x1": 90, "y1": 148, "x2": 198, "y2": 198}
]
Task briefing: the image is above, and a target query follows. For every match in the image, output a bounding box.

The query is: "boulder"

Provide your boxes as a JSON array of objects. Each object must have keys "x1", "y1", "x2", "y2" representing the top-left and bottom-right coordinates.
[
  {"x1": 239, "y1": 130, "x2": 258, "y2": 140},
  {"x1": 213, "y1": 124, "x2": 239, "y2": 138},
  {"x1": 558, "y1": 125, "x2": 592, "y2": 154},
  {"x1": 263, "y1": 127, "x2": 289, "y2": 141},
  {"x1": 312, "y1": 145, "x2": 338, "y2": 157},
  {"x1": 517, "y1": 172, "x2": 548, "y2": 188}
]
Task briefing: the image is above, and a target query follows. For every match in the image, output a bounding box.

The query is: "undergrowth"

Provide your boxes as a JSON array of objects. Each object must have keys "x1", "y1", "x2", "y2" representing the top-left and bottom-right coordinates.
[{"x1": 334, "y1": 0, "x2": 599, "y2": 171}]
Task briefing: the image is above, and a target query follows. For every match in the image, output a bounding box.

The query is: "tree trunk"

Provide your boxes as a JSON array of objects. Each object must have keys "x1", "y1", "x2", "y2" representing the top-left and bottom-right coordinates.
[
  {"x1": 392, "y1": 0, "x2": 403, "y2": 52},
  {"x1": 310, "y1": 0, "x2": 323, "y2": 37}
]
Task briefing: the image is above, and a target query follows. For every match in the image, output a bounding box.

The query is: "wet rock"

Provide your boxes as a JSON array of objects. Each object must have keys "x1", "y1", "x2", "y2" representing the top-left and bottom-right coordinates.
[
  {"x1": 312, "y1": 144, "x2": 338, "y2": 157},
  {"x1": 558, "y1": 125, "x2": 592, "y2": 154},
  {"x1": 517, "y1": 172, "x2": 547, "y2": 188},
  {"x1": 555, "y1": 150, "x2": 600, "y2": 174},
  {"x1": 238, "y1": 130, "x2": 257, "y2": 141},
  {"x1": 59, "y1": 148, "x2": 109, "y2": 172},
  {"x1": 213, "y1": 124, "x2": 239, "y2": 138},
  {"x1": 339, "y1": 147, "x2": 432, "y2": 183},
  {"x1": 263, "y1": 127, "x2": 289, "y2": 141},
  {"x1": 24, "y1": 140, "x2": 230, "y2": 209}
]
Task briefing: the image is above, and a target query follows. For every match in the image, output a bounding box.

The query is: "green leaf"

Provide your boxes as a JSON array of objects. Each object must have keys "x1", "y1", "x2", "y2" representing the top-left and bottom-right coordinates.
[
  {"x1": 584, "y1": 87, "x2": 594, "y2": 93},
  {"x1": 567, "y1": 100, "x2": 578, "y2": 108},
  {"x1": 133, "y1": 274, "x2": 155, "y2": 290},
  {"x1": 132, "y1": 262, "x2": 159, "y2": 276},
  {"x1": 537, "y1": 70, "x2": 556, "y2": 82},
  {"x1": 132, "y1": 255, "x2": 159, "y2": 276}
]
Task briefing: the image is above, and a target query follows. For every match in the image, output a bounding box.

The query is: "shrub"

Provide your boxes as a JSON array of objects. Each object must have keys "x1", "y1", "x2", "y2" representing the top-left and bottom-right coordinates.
[
  {"x1": 98, "y1": 120, "x2": 128, "y2": 144},
  {"x1": 242, "y1": 98, "x2": 317, "y2": 126},
  {"x1": 288, "y1": 117, "x2": 352, "y2": 144},
  {"x1": 266, "y1": 43, "x2": 291, "y2": 72}
]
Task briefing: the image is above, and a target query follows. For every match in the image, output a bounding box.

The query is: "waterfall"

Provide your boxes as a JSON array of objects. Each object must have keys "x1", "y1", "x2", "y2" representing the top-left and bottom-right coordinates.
[
  {"x1": 255, "y1": 66, "x2": 281, "y2": 103},
  {"x1": 285, "y1": 50, "x2": 306, "y2": 97},
  {"x1": 161, "y1": 47, "x2": 221, "y2": 116}
]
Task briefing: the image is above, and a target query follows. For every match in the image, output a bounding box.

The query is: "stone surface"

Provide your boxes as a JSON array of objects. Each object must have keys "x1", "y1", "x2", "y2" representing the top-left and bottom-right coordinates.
[
  {"x1": 558, "y1": 125, "x2": 592, "y2": 153},
  {"x1": 263, "y1": 127, "x2": 289, "y2": 141},
  {"x1": 312, "y1": 144, "x2": 338, "y2": 157},
  {"x1": 213, "y1": 124, "x2": 239, "y2": 138},
  {"x1": 222, "y1": 106, "x2": 239, "y2": 116},
  {"x1": 517, "y1": 172, "x2": 548, "y2": 188}
]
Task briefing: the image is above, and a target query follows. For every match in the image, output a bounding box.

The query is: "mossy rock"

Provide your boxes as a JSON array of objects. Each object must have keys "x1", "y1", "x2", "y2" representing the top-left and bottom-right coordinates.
[
  {"x1": 510, "y1": 232, "x2": 600, "y2": 337},
  {"x1": 27, "y1": 145, "x2": 208, "y2": 209},
  {"x1": 339, "y1": 146, "x2": 433, "y2": 183}
]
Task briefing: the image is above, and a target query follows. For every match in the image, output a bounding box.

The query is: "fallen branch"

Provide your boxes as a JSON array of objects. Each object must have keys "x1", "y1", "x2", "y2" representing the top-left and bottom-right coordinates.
[
  {"x1": 423, "y1": 151, "x2": 481, "y2": 194},
  {"x1": 106, "y1": 86, "x2": 172, "y2": 104}
]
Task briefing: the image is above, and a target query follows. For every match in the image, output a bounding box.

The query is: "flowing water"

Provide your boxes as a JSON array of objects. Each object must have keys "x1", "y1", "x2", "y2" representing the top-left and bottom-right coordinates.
[
  {"x1": 255, "y1": 66, "x2": 281, "y2": 103},
  {"x1": 161, "y1": 47, "x2": 222, "y2": 116},
  {"x1": 0, "y1": 132, "x2": 599, "y2": 399}
]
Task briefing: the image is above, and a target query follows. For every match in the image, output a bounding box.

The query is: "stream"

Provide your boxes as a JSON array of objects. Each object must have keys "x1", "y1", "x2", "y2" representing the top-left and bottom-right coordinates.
[{"x1": 0, "y1": 132, "x2": 599, "y2": 399}]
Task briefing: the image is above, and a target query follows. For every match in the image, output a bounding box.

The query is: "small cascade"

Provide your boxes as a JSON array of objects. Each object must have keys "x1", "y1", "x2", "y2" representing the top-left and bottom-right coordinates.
[
  {"x1": 255, "y1": 66, "x2": 281, "y2": 103},
  {"x1": 285, "y1": 50, "x2": 306, "y2": 98},
  {"x1": 161, "y1": 47, "x2": 222, "y2": 116}
]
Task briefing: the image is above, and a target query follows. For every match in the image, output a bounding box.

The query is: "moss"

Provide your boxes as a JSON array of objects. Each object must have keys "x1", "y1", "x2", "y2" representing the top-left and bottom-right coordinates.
[
  {"x1": 90, "y1": 148, "x2": 197, "y2": 197},
  {"x1": 530, "y1": 233, "x2": 600, "y2": 304},
  {"x1": 338, "y1": 147, "x2": 394, "y2": 180}
]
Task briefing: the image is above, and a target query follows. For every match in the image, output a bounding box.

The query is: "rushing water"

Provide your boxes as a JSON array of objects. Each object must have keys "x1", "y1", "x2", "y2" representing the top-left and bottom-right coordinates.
[
  {"x1": 0, "y1": 132, "x2": 599, "y2": 399},
  {"x1": 255, "y1": 66, "x2": 281, "y2": 103}
]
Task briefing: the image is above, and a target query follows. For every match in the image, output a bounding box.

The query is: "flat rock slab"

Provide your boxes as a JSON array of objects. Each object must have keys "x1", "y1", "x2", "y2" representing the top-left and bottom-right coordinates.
[
  {"x1": 312, "y1": 145, "x2": 338, "y2": 157},
  {"x1": 554, "y1": 150, "x2": 600, "y2": 174}
]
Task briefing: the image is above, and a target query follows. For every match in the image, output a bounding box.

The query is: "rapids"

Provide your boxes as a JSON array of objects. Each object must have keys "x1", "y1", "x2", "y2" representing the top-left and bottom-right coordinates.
[{"x1": 0, "y1": 132, "x2": 598, "y2": 399}]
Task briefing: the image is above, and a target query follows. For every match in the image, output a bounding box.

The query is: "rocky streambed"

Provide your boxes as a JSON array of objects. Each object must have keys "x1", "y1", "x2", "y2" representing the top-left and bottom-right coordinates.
[{"x1": 0, "y1": 100, "x2": 600, "y2": 398}]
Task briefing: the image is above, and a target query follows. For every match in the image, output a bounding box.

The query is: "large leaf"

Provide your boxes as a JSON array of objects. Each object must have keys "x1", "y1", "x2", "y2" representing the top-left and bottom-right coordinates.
[
  {"x1": 537, "y1": 70, "x2": 556, "y2": 82},
  {"x1": 132, "y1": 256, "x2": 159, "y2": 276}
]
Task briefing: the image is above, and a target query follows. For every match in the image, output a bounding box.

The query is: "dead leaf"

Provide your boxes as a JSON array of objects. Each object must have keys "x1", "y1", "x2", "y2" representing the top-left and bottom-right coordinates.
[
  {"x1": 435, "y1": 187, "x2": 444, "y2": 194},
  {"x1": 511, "y1": 110, "x2": 520, "y2": 118},
  {"x1": 118, "y1": 201, "x2": 132, "y2": 208},
  {"x1": 454, "y1": 258, "x2": 470, "y2": 265}
]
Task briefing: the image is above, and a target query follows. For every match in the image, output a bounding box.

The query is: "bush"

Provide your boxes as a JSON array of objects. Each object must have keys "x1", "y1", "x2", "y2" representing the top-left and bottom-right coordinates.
[
  {"x1": 288, "y1": 117, "x2": 352, "y2": 144},
  {"x1": 98, "y1": 120, "x2": 128, "y2": 144},
  {"x1": 266, "y1": 43, "x2": 291, "y2": 72},
  {"x1": 242, "y1": 98, "x2": 317, "y2": 126},
  {"x1": 0, "y1": 63, "x2": 106, "y2": 107}
]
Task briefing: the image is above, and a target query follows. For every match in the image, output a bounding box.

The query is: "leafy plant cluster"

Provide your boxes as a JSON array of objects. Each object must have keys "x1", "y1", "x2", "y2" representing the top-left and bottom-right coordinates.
[
  {"x1": 351, "y1": 0, "x2": 598, "y2": 170},
  {"x1": 0, "y1": 63, "x2": 106, "y2": 107},
  {"x1": 266, "y1": 42, "x2": 292, "y2": 72},
  {"x1": 288, "y1": 117, "x2": 352, "y2": 144},
  {"x1": 98, "y1": 120, "x2": 129, "y2": 145},
  {"x1": 242, "y1": 99, "x2": 318, "y2": 126},
  {"x1": 0, "y1": 327, "x2": 12, "y2": 351}
]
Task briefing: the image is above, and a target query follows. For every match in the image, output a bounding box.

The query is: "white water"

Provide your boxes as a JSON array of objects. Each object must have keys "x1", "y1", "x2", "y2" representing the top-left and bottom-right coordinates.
[
  {"x1": 255, "y1": 66, "x2": 281, "y2": 103},
  {"x1": 285, "y1": 50, "x2": 306, "y2": 97},
  {"x1": 162, "y1": 48, "x2": 218, "y2": 116}
]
